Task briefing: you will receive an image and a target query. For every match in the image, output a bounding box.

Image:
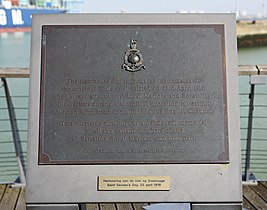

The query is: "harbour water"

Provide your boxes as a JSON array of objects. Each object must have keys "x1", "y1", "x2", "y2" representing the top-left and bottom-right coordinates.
[{"x1": 0, "y1": 32, "x2": 266, "y2": 182}]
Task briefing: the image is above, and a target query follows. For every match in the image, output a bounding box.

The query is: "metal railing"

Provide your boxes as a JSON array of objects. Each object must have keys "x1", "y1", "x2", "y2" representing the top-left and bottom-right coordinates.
[
  {"x1": 0, "y1": 69, "x2": 29, "y2": 185},
  {"x1": 239, "y1": 65, "x2": 267, "y2": 182},
  {"x1": 0, "y1": 66, "x2": 267, "y2": 184}
]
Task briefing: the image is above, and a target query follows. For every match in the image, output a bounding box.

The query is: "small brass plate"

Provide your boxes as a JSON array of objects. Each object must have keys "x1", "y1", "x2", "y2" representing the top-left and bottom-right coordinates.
[{"x1": 98, "y1": 176, "x2": 170, "y2": 191}]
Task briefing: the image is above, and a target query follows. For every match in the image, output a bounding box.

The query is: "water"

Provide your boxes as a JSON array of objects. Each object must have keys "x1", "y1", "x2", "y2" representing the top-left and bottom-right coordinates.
[
  {"x1": 238, "y1": 47, "x2": 267, "y2": 65},
  {"x1": 0, "y1": 33, "x2": 267, "y2": 182}
]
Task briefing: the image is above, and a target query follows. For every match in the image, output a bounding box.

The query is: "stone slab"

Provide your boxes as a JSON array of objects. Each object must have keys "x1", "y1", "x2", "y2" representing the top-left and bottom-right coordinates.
[{"x1": 26, "y1": 14, "x2": 241, "y2": 203}]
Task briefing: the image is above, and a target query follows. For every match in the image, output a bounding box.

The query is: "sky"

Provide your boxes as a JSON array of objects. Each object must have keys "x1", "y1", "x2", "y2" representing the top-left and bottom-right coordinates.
[{"x1": 81, "y1": 0, "x2": 267, "y2": 16}]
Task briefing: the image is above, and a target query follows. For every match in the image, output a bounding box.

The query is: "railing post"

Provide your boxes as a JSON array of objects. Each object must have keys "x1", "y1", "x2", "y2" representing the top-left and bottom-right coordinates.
[
  {"x1": 1, "y1": 78, "x2": 26, "y2": 186},
  {"x1": 244, "y1": 81, "x2": 255, "y2": 182},
  {"x1": 244, "y1": 74, "x2": 266, "y2": 182}
]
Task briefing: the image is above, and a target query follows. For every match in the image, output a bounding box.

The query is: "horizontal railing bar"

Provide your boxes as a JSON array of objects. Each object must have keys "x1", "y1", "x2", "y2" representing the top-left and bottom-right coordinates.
[
  {"x1": 0, "y1": 96, "x2": 28, "y2": 98},
  {"x1": 242, "y1": 164, "x2": 267, "y2": 167},
  {"x1": 241, "y1": 155, "x2": 267, "y2": 157},
  {"x1": 0, "y1": 65, "x2": 266, "y2": 78},
  {"x1": 258, "y1": 65, "x2": 267, "y2": 75},
  {"x1": 241, "y1": 150, "x2": 267, "y2": 152},
  {"x1": 239, "y1": 93, "x2": 267, "y2": 95},
  {"x1": 0, "y1": 173, "x2": 19, "y2": 176},
  {"x1": 0, "y1": 130, "x2": 28, "y2": 133},
  {"x1": 241, "y1": 128, "x2": 267, "y2": 130},
  {"x1": 242, "y1": 162, "x2": 267, "y2": 164},
  {"x1": 0, "y1": 68, "x2": 29, "y2": 78},
  {"x1": 242, "y1": 155, "x2": 267, "y2": 158},
  {"x1": 4, "y1": 152, "x2": 27, "y2": 155},
  {"x1": 238, "y1": 65, "x2": 258, "y2": 75},
  {"x1": 242, "y1": 171, "x2": 267, "y2": 173},
  {"x1": 249, "y1": 154, "x2": 267, "y2": 156},
  {"x1": 0, "y1": 169, "x2": 19, "y2": 172},
  {"x1": 0, "y1": 118, "x2": 28, "y2": 121},
  {"x1": 0, "y1": 157, "x2": 16, "y2": 160},
  {"x1": 240, "y1": 116, "x2": 267, "y2": 118},
  {"x1": 241, "y1": 140, "x2": 267, "y2": 142},
  {"x1": 243, "y1": 156, "x2": 261, "y2": 160},
  {"x1": 242, "y1": 158, "x2": 267, "y2": 160},
  {"x1": 0, "y1": 152, "x2": 16, "y2": 154},
  {"x1": 0, "y1": 153, "x2": 26, "y2": 157},
  {"x1": 0, "y1": 160, "x2": 18, "y2": 164},
  {"x1": 242, "y1": 149, "x2": 267, "y2": 153},
  {"x1": 0, "y1": 141, "x2": 27, "y2": 144},
  {"x1": 0, "y1": 165, "x2": 18, "y2": 167},
  {"x1": 247, "y1": 162, "x2": 267, "y2": 164},
  {"x1": 0, "y1": 107, "x2": 28, "y2": 110},
  {"x1": 239, "y1": 104, "x2": 267, "y2": 108},
  {"x1": 0, "y1": 157, "x2": 25, "y2": 163},
  {"x1": 0, "y1": 164, "x2": 26, "y2": 167},
  {"x1": 247, "y1": 167, "x2": 267, "y2": 170},
  {"x1": 6, "y1": 96, "x2": 28, "y2": 98},
  {"x1": 241, "y1": 156, "x2": 267, "y2": 159},
  {"x1": 0, "y1": 142, "x2": 18, "y2": 145},
  {"x1": 0, "y1": 156, "x2": 17, "y2": 159},
  {"x1": 246, "y1": 168, "x2": 267, "y2": 170},
  {"x1": 251, "y1": 128, "x2": 267, "y2": 130}
]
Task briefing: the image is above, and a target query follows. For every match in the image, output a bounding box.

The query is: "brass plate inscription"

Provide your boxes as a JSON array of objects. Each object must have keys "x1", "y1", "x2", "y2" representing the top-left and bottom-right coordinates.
[
  {"x1": 98, "y1": 176, "x2": 170, "y2": 191},
  {"x1": 39, "y1": 25, "x2": 228, "y2": 164}
]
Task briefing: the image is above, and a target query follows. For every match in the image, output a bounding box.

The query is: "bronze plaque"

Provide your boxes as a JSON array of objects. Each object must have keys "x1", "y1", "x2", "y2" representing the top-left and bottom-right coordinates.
[
  {"x1": 98, "y1": 176, "x2": 170, "y2": 191},
  {"x1": 39, "y1": 25, "x2": 228, "y2": 164}
]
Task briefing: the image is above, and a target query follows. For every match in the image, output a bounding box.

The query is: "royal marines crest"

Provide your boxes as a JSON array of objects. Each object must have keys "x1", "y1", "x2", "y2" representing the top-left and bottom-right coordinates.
[{"x1": 122, "y1": 39, "x2": 145, "y2": 72}]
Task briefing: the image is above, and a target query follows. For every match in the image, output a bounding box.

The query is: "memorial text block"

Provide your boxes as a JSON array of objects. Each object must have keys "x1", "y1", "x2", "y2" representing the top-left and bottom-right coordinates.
[{"x1": 39, "y1": 25, "x2": 228, "y2": 164}]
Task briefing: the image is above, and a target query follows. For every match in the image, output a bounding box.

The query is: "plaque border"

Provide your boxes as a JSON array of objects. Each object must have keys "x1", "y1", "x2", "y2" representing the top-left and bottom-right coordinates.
[{"x1": 38, "y1": 24, "x2": 228, "y2": 165}]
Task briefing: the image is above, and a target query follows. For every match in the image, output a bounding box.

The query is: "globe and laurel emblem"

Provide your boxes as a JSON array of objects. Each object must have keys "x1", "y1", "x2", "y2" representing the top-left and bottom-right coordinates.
[{"x1": 122, "y1": 39, "x2": 145, "y2": 72}]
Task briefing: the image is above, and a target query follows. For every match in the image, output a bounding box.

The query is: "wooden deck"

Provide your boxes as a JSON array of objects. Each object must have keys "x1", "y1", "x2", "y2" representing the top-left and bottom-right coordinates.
[{"x1": 0, "y1": 182, "x2": 267, "y2": 210}]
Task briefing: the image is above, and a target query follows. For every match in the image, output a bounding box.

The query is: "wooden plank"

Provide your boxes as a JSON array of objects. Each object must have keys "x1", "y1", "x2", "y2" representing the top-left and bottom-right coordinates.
[
  {"x1": 132, "y1": 203, "x2": 148, "y2": 210},
  {"x1": 243, "y1": 185, "x2": 267, "y2": 209},
  {"x1": 238, "y1": 65, "x2": 258, "y2": 75},
  {"x1": 243, "y1": 197, "x2": 256, "y2": 210},
  {"x1": 0, "y1": 184, "x2": 7, "y2": 202},
  {"x1": 250, "y1": 182, "x2": 267, "y2": 202},
  {"x1": 86, "y1": 203, "x2": 99, "y2": 210},
  {"x1": 0, "y1": 68, "x2": 30, "y2": 78},
  {"x1": 116, "y1": 203, "x2": 134, "y2": 210},
  {"x1": 99, "y1": 203, "x2": 116, "y2": 210},
  {"x1": 0, "y1": 184, "x2": 20, "y2": 210},
  {"x1": 260, "y1": 181, "x2": 267, "y2": 189},
  {"x1": 258, "y1": 65, "x2": 267, "y2": 75},
  {"x1": 15, "y1": 188, "x2": 26, "y2": 210}
]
